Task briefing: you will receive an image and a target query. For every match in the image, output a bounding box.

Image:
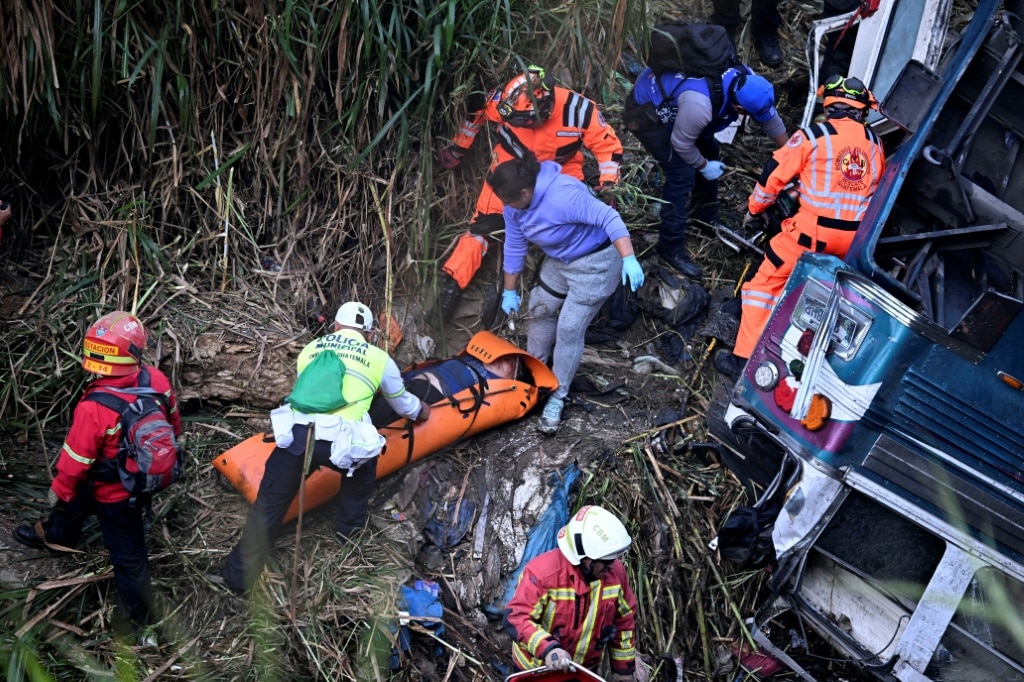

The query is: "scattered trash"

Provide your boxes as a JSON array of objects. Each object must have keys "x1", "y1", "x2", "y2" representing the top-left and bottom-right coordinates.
[
  {"x1": 473, "y1": 493, "x2": 490, "y2": 559},
  {"x1": 416, "y1": 334, "x2": 436, "y2": 359},
  {"x1": 391, "y1": 581, "x2": 446, "y2": 669},
  {"x1": 493, "y1": 463, "x2": 581, "y2": 613},
  {"x1": 638, "y1": 266, "x2": 710, "y2": 328},
  {"x1": 632, "y1": 355, "x2": 680, "y2": 376},
  {"x1": 422, "y1": 499, "x2": 477, "y2": 550}
]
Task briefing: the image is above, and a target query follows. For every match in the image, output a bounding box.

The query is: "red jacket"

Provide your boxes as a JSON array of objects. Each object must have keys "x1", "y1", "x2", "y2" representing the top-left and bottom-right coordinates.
[
  {"x1": 51, "y1": 366, "x2": 181, "y2": 504},
  {"x1": 504, "y1": 548, "x2": 638, "y2": 675}
]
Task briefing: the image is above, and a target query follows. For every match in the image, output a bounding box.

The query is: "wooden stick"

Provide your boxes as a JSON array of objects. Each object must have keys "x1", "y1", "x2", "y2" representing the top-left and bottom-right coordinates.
[
  {"x1": 621, "y1": 415, "x2": 700, "y2": 444},
  {"x1": 290, "y1": 425, "x2": 316, "y2": 614}
]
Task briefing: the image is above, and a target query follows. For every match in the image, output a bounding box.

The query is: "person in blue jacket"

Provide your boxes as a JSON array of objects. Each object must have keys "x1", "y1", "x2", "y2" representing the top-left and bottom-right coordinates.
[
  {"x1": 489, "y1": 152, "x2": 645, "y2": 434},
  {"x1": 626, "y1": 65, "x2": 788, "y2": 279}
]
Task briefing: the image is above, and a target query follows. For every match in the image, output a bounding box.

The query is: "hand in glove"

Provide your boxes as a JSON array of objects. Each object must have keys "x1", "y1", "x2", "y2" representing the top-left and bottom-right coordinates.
[
  {"x1": 414, "y1": 401, "x2": 432, "y2": 423},
  {"x1": 436, "y1": 146, "x2": 466, "y2": 170},
  {"x1": 47, "y1": 488, "x2": 61, "y2": 508},
  {"x1": 698, "y1": 160, "x2": 726, "y2": 181},
  {"x1": 742, "y1": 210, "x2": 767, "y2": 229},
  {"x1": 621, "y1": 255, "x2": 645, "y2": 292},
  {"x1": 501, "y1": 289, "x2": 521, "y2": 315},
  {"x1": 544, "y1": 647, "x2": 574, "y2": 672}
]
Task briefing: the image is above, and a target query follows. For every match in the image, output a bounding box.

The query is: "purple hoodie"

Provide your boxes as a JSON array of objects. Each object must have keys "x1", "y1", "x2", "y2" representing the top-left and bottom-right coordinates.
[{"x1": 503, "y1": 161, "x2": 630, "y2": 275}]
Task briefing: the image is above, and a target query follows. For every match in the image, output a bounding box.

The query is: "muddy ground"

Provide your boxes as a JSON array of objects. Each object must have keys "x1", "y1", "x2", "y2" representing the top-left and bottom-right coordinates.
[{"x1": 0, "y1": 221, "x2": 871, "y2": 681}]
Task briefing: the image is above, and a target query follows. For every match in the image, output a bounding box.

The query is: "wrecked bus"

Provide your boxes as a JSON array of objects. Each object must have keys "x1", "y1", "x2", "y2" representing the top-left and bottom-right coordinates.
[{"x1": 711, "y1": 1, "x2": 1024, "y2": 679}]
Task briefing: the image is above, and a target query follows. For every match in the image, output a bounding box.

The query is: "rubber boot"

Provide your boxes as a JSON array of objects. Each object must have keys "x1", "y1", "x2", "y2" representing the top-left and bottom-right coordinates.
[{"x1": 430, "y1": 272, "x2": 463, "y2": 324}]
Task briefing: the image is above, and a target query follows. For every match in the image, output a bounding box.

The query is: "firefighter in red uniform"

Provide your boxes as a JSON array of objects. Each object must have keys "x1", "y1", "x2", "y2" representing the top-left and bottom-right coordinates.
[
  {"x1": 715, "y1": 75, "x2": 886, "y2": 380},
  {"x1": 434, "y1": 65, "x2": 624, "y2": 321},
  {"x1": 14, "y1": 311, "x2": 182, "y2": 638},
  {"x1": 503, "y1": 505, "x2": 638, "y2": 681}
]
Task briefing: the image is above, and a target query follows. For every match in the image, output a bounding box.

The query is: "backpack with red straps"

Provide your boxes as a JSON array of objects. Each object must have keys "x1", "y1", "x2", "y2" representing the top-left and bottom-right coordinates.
[{"x1": 86, "y1": 367, "x2": 182, "y2": 503}]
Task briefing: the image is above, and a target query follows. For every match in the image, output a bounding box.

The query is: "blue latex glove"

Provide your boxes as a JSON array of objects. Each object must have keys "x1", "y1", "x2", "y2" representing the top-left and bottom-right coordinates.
[
  {"x1": 501, "y1": 289, "x2": 521, "y2": 315},
  {"x1": 621, "y1": 255, "x2": 645, "y2": 292},
  {"x1": 699, "y1": 160, "x2": 726, "y2": 181}
]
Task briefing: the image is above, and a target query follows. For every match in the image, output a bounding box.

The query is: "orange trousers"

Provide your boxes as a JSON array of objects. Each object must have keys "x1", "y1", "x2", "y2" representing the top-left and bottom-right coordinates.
[
  {"x1": 441, "y1": 180, "x2": 509, "y2": 288},
  {"x1": 735, "y1": 216, "x2": 857, "y2": 358}
]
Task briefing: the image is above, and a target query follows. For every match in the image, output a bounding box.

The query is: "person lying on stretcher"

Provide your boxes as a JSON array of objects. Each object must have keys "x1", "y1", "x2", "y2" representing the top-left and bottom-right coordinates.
[{"x1": 367, "y1": 354, "x2": 525, "y2": 427}]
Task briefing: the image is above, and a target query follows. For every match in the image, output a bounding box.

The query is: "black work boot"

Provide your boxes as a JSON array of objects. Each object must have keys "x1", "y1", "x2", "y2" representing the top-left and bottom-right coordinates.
[
  {"x1": 714, "y1": 350, "x2": 747, "y2": 381},
  {"x1": 14, "y1": 523, "x2": 47, "y2": 549},
  {"x1": 754, "y1": 30, "x2": 783, "y2": 68},
  {"x1": 659, "y1": 247, "x2": 703, "y2": 280},
  {"x1": 430, "y1": 272, "x2": 463, "y2": 324}
]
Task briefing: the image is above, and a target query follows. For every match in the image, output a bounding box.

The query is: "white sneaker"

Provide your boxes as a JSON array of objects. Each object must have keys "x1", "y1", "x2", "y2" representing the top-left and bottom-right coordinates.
[{"x1": 538, "y1": 397, "x2": 564, "y2": 435}]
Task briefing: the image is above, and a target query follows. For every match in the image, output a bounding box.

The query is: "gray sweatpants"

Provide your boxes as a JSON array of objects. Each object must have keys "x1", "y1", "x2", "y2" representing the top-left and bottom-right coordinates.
[{"x1": 525, "y1": 244, "x2": 621, "y2": 400}]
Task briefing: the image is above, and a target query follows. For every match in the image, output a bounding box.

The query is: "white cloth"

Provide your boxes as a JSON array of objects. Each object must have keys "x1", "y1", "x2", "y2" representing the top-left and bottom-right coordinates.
[
  {"x1": 270, "y1": 405, "x2": 384, "y2": 476},
  {"x1": 328, "y1": 415, "x2": 386, "y2": 476},
  {"x1": 270, "y1": 404, "x2": 296, "y2": 447}
]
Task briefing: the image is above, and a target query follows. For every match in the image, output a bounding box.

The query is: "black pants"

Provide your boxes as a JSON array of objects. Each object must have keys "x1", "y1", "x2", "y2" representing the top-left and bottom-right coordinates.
[
  {"x1": 221, "y1": 423, "x2": 378, "y2": 593},
  {"x1": 630, "y1": 123, "x2": 720, "y2": 249},
  {"x1": 44, "y1": 490, "x2": 154, "y2": 631},
  {"x1": 711, "y1": 0, "x2": 781, "y2": 37}
]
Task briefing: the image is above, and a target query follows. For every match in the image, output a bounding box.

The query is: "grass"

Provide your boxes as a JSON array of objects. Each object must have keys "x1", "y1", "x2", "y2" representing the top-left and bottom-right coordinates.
[{"x1": 4, "y1": 0, "x2": 1019, "y2": 680}]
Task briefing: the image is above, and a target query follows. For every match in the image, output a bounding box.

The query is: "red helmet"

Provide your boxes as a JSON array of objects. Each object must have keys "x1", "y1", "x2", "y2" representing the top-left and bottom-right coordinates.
[
  {"x1": 82, "y1": 311, "x2": 147, "y2": 376},
  {"x1": 496, "y1": 65, "x2": 555, "y2": 128}
]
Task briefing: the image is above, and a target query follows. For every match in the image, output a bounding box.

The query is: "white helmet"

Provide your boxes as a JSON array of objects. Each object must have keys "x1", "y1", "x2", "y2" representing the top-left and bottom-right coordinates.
[
  {"x1": 335, "y1": 301, "x2": 373, "y2": 332},
  {"x1": 556, "y1": 505, "x2": 632, "y2": 565}
]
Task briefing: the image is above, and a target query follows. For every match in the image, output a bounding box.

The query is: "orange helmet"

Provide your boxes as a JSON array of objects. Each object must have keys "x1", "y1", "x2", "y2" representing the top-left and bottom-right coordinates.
[
  {"x1": 82, "y1": 311, "x2": 147, "y2": 376},
  {"x1": 496, "y1": 65, "x2": 555, "y2": 128}
]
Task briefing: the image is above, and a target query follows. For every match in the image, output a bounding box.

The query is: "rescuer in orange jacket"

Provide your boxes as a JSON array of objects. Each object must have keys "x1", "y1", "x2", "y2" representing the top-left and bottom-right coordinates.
[
  {"x1": 433, "y1": 65, "x2": 624, "y2": 322},
  {"x1": 714, "y1": 75, "x2": 886, "y2": 380},
  {"x1": 503, "y1": 506, "x2": 639, "y2": 681},
  {"x1": 14, "y1": 311, "x2": 182, "y2": 639}
]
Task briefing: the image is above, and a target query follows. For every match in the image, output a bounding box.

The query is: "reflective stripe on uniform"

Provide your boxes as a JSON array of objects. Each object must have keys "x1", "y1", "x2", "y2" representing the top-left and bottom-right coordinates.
[
  {"x1": 62, "y1": 443, "x2": 95, "y2": 466},
  {"x1": 741, "y1": 288, "x2": 778, "y2": 312},
  {"x1": 562, "y1": 92, "x2": 592, "y2": 128}
]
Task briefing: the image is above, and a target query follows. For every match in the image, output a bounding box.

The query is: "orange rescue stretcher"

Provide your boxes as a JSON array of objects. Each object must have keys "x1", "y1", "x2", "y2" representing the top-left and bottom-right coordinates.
[
  {"x1": 213, "y1": 331, "x2": 557, "y2": 521},
  {"x1": 504, "y1": 665, "x2": 607, "y2": 682}
]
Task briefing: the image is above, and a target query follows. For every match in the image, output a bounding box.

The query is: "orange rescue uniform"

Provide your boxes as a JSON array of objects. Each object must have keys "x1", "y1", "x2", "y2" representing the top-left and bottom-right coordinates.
[
  {"x1": 443, "y1": 86, "x2": 623, "y2": 288},
  {"x1": 735, "y1": 118, "x2": 886, "y2": 358}
]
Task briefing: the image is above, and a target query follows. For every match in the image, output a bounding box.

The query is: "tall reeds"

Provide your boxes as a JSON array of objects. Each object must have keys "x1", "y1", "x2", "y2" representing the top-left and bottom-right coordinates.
[{"x1": 0, "y1": 0, "x2": 648, "y2": 429}]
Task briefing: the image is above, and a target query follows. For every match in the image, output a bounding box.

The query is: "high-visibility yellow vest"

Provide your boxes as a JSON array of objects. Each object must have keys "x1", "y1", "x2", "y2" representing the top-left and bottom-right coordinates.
[{"x1": 294, "y1": 329, "x2": 387, "y2": 419}]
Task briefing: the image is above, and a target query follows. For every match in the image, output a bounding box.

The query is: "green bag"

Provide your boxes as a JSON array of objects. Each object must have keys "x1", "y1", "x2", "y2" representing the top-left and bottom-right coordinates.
[{"x1": 287, "y1": 351, "x2": 349, "y2": 413}]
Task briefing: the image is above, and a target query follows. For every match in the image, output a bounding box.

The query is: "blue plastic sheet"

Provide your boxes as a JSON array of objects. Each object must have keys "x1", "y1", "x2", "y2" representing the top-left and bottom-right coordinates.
[{"x1": 493, "y1": 462, "x2": 581, "y2": 615}]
